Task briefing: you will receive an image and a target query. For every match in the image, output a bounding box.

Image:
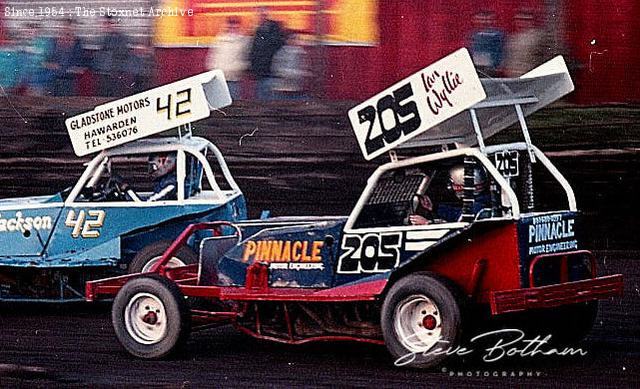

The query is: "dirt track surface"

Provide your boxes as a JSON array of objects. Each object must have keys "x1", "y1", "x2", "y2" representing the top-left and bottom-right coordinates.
[{"x1": 0, "y1": 251, "x2": 637, "y2": 388}]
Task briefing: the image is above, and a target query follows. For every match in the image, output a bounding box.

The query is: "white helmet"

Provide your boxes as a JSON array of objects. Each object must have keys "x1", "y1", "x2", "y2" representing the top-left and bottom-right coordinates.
[
  {"x1": 449, "y1": 165, "x2": 488, "y2": 199},
  {"x1": 148, "y1": 153, "x2": 177, "y2": 179}
]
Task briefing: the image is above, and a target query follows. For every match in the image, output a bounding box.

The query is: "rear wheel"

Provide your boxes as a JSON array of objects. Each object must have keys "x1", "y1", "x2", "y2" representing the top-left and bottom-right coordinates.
[
  {"x1": 128, "y1": 240, "x2": 197, "y2": 274},
  {"x1": 112, "y1": 275, "x2": 191, "y2": 359},
  {"x1": 381, "y1": 272, "x2": 463, "y2": 369}
]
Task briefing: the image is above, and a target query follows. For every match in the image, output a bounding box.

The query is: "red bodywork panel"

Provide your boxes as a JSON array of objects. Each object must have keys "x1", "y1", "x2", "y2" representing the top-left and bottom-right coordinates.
[{"x1": 422, "y1": 223, "x2": 522, "y2": 303}]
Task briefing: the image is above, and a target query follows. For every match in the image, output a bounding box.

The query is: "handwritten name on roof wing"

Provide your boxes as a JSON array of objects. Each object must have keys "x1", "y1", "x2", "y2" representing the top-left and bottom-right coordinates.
[{"x1": 348, "y1": 48, "x2": 486, "y2": 161}]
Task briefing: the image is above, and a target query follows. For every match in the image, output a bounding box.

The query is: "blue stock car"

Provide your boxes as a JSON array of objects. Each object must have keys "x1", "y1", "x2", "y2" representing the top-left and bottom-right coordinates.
[{"x1": 0, "y1": 136, "x2": 246, "y2": 302}]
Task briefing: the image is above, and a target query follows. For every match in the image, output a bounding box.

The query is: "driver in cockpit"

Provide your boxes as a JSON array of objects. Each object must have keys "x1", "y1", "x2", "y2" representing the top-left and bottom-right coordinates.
[
  {"x1": 146, "y1": 153, "x2": 178, "y2": 201},
  {"x1": 122, "y1": 153, "x2": 177, "y2": 202}
]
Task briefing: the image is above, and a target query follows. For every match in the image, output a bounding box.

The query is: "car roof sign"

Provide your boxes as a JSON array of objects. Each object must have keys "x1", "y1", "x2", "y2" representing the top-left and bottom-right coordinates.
[
  {"x1": 348, "y1": 48, "x2": 486, "y2": 161},
  {"x1": 397, "y1": 55, "x2": 574, "y2": 150},
  {"x1": 65, "y1": 70, "x2": 231, "y2": 157}
]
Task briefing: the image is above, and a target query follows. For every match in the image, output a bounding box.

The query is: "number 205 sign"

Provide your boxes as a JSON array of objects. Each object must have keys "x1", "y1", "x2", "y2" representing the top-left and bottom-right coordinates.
[
  {"x1": 65, "y1": 70, "x2": 232, "y2": 156},
  {"x1": 348, "y1": 48, "x2": 486, "y2": 160}
]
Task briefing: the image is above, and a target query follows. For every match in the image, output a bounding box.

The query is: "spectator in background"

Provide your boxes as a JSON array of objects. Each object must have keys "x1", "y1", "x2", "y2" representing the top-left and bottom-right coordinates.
[
  {"x1": 208, "y1": 16, "x2": 249, "y2": 100},
  {"x1": 129, "y1": 38, "x2": 155, "y2": 93},
  {"x1": 94, "y1": 15, "x2": 130, "y2": 97},
  {"x1": 272, "y1": 31, "x2": 309, "y2": 99},
  {"x1": 469, "y1": 11, "x2": 505, "y2": 77},
  {"x1": 0, "y1": 33, "x2": 20, "y2": 93},
  {"x1": 249, "y1": 7, "x2": 285, "y2": 100},
  {"x1": 44, "y1": 18, "x2": 87, "y2": 96},
  {"x1": 19, "y1": 23, "x2": 53, "y2": 96},
  {"x1": 504, "y1": 10, "x2": 544, "y2": 77}
]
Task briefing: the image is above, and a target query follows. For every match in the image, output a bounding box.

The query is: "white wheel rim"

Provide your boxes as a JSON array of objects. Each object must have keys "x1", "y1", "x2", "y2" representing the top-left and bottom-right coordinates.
[
  {"x1": 141, "y1": 256, "x2": 186, "y2": 273},
  {"x1": 124, "y1": 292, "x2": 168, "y2": 345},
  {"x1": 394, "y1": 294, "x2": 443, "y2": 353}
]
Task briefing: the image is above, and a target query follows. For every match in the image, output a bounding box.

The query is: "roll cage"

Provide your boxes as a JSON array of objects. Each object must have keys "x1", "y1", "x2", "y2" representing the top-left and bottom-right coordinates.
[
  {"x1": 345, "y1": 56, "x2": 577, "y2": 232},
  {"x1": 345, "y1": 144, "x2": 575, "y2": 233},
  {"x1": 65, "y1": 136, "x2": 242, "y2": 206}
]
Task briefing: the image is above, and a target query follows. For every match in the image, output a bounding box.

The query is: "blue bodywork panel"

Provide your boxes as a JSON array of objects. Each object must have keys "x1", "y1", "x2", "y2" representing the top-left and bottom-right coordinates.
[
  {"x1": 218, "y1": 218, "x2": 346, "y2": 288},
  {"x1": 516, "y1": 211, "x2": 580, "y2": 287},
  {"x1": 0, "y1": 200, "x2": 62, "y2": 257},
  {"x1": 214, "y1": 216, "x2": 462, "y2": 289},
  {"x1": 0, "y1": 193, "x2": 246, "y2": 268}
]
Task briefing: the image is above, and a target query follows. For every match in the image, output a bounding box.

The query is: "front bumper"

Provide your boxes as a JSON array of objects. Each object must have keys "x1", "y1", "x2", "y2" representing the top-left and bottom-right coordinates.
[{"x1": 490, "y1": 274, "x2": 623, "y2": 315}]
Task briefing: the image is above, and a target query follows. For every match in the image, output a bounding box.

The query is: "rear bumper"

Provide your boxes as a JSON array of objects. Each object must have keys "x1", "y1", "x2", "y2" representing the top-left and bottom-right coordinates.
[{"x1": 490, "y1": 274, "x2": 623, "y2": 315}]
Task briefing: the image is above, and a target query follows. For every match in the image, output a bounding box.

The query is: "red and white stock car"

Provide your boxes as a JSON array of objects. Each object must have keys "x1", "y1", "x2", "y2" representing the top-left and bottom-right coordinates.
[{"x1": 87, "y1": 49, "x2": 623, "y2": 368}]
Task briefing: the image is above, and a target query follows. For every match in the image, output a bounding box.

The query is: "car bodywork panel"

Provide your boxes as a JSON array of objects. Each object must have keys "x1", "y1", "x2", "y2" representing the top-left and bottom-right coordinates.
[
  {"x1": 0, "y1": 198, "x2": 245, "y2": 268},
  {"x1": 211, "y1": 216, "x2": 468, "y2": 293},
  {"x1": 197, "y1": 142, "x2": 589, "y2": 302},
  {"x1": 206, "y1": 209, "x2": 580, "y2": 302},
  {"x1": 0, "y1": 198, "x2": 63, "y2": 257}
]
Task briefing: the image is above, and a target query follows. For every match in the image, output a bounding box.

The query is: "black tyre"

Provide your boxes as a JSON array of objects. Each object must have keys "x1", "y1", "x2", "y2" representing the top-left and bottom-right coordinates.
[
  {"x1": 129, "y1": 240, "x2": 198, "y2": 274},
  {"x1": 381, "y1": 272, "x2": 463, "y2": 369},
  {"x1": 112, "y1": 275, "x2": 191, "y2": 359}
]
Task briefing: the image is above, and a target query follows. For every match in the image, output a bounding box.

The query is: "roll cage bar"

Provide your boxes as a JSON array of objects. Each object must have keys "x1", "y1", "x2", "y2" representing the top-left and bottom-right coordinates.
[{"x1": 345, "y1": 142, "x2": 576, "y2": 231}]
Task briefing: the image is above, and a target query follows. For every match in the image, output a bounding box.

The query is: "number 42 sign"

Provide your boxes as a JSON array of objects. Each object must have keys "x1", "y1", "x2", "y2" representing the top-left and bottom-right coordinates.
[
  {"x1": 65, "y1": 70, "x2": 232, "y2": 156},
  {"x1": 348, "y1": 48, "x2": 486, "y2": 160}
]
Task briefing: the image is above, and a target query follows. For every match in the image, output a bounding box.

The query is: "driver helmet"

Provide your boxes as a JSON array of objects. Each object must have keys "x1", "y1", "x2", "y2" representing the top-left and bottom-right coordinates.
[
  {"x1": 148, "y1": 153, "x2": 177, "y2": 179},
  {"x1": 449, "y1": 164, "x2": 488, "y2": 199}
]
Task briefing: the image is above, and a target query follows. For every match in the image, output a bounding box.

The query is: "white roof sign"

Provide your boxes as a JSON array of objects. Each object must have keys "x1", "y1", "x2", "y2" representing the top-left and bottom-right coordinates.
[
  {"x1": 65, "y1": 70, "x2": 231, "y2": 156},
  {"x1": 348, "y1": 48, "x2": 486, "y2": 160},
  {"x1": 397, "y1": 55, "x2": 575, "y2": 150}
]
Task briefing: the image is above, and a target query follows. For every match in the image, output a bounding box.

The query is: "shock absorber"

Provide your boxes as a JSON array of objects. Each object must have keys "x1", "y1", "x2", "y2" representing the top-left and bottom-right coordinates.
[
  {"x1": 523, "y1": 160, "x2": 535, "y2": 212},
  {"x1": 490, "y1": 178, "x2": 502, "y2": 218},
  {"x1": 460, "y1": 157, "x2": 476, "y2": 222}
]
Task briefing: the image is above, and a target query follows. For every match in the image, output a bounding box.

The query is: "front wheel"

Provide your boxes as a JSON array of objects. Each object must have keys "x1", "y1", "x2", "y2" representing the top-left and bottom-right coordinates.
[
  {"x1": 112, "y1": 275, "x2": 191, "y2": 359},
  {"x1": 381, "y1": 272, "x2": 463, "y2": 369}
]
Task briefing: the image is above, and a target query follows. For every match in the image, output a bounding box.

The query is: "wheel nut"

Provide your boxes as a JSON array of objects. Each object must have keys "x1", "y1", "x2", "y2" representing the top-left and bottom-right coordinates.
[
  {"x1": 142, "y1": 311, "x2": 158, "y2": 325},
  {"x1": 422, "y1": 315, "x2": 437, "y2": 330}
]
